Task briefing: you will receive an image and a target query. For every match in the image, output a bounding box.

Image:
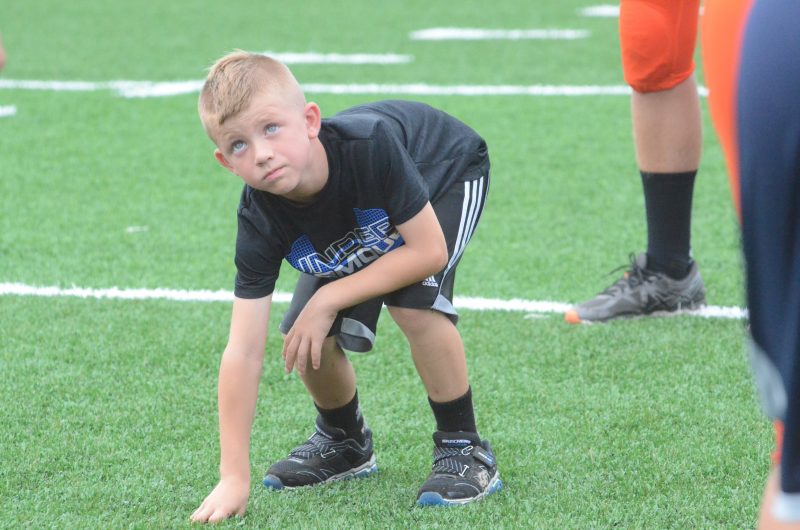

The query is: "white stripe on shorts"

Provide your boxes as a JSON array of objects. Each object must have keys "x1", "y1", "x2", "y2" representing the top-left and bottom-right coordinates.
[{"x1": 441, "y1": 176, "x2": 487, "y2": 286}]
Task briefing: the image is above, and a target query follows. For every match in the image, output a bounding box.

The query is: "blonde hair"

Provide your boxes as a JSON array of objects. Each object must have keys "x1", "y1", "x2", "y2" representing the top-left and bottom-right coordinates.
[{"x1": 198, "y1": 51, "x2": 305, "y2": 132}]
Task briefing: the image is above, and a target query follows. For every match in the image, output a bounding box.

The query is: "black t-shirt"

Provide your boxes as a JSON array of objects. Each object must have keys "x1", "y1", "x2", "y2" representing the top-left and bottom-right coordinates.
[{"x1": 233, "y1": 100, "x2": 487, "y2": 299}]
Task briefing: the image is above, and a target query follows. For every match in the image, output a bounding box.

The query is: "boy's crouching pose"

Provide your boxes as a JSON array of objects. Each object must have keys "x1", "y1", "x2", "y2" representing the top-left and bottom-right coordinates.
[{"x1": 190, "y1": 51, "x2": 501, "y2": 523}]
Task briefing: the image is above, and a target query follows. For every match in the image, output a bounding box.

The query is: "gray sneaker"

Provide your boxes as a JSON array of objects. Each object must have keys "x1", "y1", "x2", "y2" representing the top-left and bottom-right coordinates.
[{"x1": 564, "y1": 253, "x2": 706, "y2": 324}]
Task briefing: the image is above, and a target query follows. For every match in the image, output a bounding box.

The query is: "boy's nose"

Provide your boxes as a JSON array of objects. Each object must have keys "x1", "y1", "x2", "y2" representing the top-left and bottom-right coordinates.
[{"x1": 254, "y1": 140, "x2": 274, "y2": 165}]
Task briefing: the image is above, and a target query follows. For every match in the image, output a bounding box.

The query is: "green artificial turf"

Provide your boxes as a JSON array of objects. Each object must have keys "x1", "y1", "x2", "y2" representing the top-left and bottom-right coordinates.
[{"x1": 0, "y1": 1, "x2": 765, "y2": 528}]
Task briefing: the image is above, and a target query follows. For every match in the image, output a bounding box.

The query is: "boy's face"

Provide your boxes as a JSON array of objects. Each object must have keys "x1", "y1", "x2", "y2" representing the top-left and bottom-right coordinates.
[{"x1": 211, "y1": 90, "x2": 322, "y2": 201}]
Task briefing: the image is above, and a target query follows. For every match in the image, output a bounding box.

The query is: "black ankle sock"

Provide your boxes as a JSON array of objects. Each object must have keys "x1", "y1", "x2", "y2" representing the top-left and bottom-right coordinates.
[
  {"x1": 315, "y1": 390, "x2": 364, "y2": 441},
  {"x1": 428, "y1": 387, "x2": 478, "y2": 434},
  {"x1": 640, "y1": 170, "x2": 697, "y2": 279}
]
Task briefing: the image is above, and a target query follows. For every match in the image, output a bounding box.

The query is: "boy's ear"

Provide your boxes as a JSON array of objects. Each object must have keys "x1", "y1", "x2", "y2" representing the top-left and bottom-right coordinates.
[
  {"x1": 304, "y1": 102, "x2": 322, "y2": 139},
  {"x1": 214, "y1": 149, "x2": 235, "y2": 173}
]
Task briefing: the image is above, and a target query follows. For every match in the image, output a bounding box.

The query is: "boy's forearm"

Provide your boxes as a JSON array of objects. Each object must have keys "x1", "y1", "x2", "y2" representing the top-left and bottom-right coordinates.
[
  {"x1": 317, "y1": 202, "x2": 448, "y2": 311},
  {"x1": 217, "y1": 349, "x2": 264, "y2": 480},
  {"x1": 321, "y1": 243, "x2": 445, "y2": 311}
]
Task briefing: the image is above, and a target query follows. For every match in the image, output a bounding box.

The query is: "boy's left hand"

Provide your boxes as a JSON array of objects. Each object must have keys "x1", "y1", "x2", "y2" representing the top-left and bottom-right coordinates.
[{"x1": 282, "y1": 293, "x2": 338, "y2": 375}]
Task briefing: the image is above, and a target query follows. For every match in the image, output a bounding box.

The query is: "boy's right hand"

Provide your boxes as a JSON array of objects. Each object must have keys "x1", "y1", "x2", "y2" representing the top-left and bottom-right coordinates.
[{"x1": 190, "y1": 476, "x2": 250, "y2": 524}]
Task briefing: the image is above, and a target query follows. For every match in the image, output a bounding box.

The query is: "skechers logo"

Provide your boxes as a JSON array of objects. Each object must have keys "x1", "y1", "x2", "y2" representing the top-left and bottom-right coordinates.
[{"x1": 442, "y1": 439, "x2": 472, "y2": 446}]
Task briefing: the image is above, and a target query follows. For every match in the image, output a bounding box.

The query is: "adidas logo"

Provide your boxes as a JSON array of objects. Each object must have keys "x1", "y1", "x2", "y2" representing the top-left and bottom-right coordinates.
[{"x1": 421, "y1": 276, "x2": 439, "y2": 287}]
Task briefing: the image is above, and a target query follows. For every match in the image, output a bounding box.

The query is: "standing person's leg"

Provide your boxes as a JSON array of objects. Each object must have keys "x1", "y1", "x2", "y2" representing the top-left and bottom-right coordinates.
[
  {"x1": 566, "y1": 0, "x2": 706, "y2": 324},
  {"x1": 631, "y1": 73, "x2": 701, "y2": 175},
  {"x1": 737, "y1": 0, "x2": 800, "y2": 525},
  {"x1": 628, "y1": 0, "x2": 702, "y2": 279},
  {"x1": 632, "y1": 74, "x2": 701, "y2": 278}
]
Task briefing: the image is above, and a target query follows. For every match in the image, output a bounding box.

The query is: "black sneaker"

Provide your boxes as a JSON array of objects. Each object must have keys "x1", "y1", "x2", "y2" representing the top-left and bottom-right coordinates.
[
  {"x1": 262, "y1": 416, "x2": 377, "y2": 490},
  {"x1": 416, "y1": 431, "x2": 502, "y2": 506},
  {"x1": 564, "y1": 253, "x2": 706, "y2": 324}
]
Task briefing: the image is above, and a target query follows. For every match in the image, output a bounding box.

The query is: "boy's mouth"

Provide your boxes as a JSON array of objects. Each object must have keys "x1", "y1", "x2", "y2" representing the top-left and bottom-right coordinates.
[{"x1": 263, "y1": 166, "x2": 284, "y2": 181}]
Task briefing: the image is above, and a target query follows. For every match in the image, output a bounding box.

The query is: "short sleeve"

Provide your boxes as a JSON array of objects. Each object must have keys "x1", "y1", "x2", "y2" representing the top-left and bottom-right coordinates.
[
  {"x1": 371, "y1": 121, "x2": 430, "y2": 225},
  {"x1": 233, "y1": 204, "x2": 284, "y2": 299}
]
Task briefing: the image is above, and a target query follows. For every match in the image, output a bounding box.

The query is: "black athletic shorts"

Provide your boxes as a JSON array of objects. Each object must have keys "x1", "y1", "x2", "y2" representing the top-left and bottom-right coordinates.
[{"x1": 279, "y1": 164, "x2": 489, "y2": 352}]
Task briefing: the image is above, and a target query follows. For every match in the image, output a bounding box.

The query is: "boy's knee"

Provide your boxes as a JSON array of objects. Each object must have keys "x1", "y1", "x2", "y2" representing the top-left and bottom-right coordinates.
[
  {"x1": 387, "y1": 306, "x2": 436, "y2": 333},
  {"x1": 321, "y1": 336, "x2": 344, "y2": 356},
  {"x1": 285, "y1": 334, "x2": 343, "y2": 359}
]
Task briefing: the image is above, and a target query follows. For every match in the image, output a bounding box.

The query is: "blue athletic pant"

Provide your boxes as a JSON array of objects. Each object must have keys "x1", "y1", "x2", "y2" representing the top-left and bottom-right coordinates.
[{"x1": 738, "y1": 0, "x2": 800, "y2": 493}]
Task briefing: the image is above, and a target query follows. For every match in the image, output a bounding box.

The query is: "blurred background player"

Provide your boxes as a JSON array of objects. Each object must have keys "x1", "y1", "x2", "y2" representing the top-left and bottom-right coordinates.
[
  {"x1": 565, "y1": 0, "x2": 706, "y2": 324},
  {"x1": 0, "y1": 34, "x2": 6, "y2": 71},
  {"x1": 705, "y1": 0, "x2": 800, "y2": 526}
]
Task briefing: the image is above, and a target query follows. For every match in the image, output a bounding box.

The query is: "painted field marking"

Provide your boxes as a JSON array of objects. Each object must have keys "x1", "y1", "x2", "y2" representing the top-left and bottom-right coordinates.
[
  {"x1": 579, "y1": 5, "x2": 619, "y2": 17},
  {"x1": 0, "y1": 104, "x2": 17, "y2": 117},
  {"x1": 0, "y1": 282, "x2": 747, "y2": 320},
  {"x1": 410, "y1": 28, "x2": 589, "y2": 40},
  {"x1": 0, "y1": 79, "x2": 709, "y2": 99},
  {"x1": 300, "y1": 83, "x2": 637, "y2": 96},
  {"x1": 0, "y1": 79, "x2": 633, "y2": 98},
  {"x1": 260, "y1": 51, "x2": 412, "y2": 64},
  {"x1": 579, "y1": 4, "x2": 704, "y2": 17}
]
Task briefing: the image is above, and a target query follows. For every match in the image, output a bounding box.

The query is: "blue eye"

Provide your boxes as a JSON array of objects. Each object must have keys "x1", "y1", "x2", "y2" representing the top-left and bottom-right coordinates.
[
  {"x1": 265, "y1": 124, "x2": 280, "y2": 135},
  {"x1": 231, "y1": 140, "x2": 246, "y2": 154}
]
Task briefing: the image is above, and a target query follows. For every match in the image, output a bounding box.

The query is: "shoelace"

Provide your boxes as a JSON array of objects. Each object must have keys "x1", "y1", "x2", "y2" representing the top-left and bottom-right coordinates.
[
  {"x1": 602, "y1": 254, "x2": 657, "y2": 295},
  {"x1": 432, "y1": 445, "x2": 474, "y2": 476},
  {"x1": 290, "y1": 430, "x2": 337, "y2": 459}
]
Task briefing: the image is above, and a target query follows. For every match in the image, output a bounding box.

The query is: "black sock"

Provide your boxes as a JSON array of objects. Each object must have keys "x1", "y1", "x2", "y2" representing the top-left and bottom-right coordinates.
[
  {"x1": 428, "y1": 387, "x2": 478, "y2": 434},
  {"x1": 315, "y1": 390, "x2": 364, "y2": 441},
  {"x1": 640, "y1": 170, "x2": 697, "y2": 279}
]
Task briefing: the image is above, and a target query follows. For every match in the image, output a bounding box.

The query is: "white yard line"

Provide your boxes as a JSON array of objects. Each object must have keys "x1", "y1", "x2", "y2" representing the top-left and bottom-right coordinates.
[
  {"x1": 0, "y1": 79, "x2": 709, "y2": 98},
  {"x1": 0, "y1": 79, "x2": 638, "y2": 98},
  {"x1": 579, "y1": 5, "x2": 620, "y2": 18},
  {"x1": 300, "y1": 83, "x2": 636, "y2": 96},
  {"x1": 410, "y1": 28, "x2": 589, "y2": 40},
  {"x1": 260, "y1": 51, "x2": 412, "y2": 64},
  {"x1": 0, "y1": 104, "x2": 17, "y2": 117},
  {"x1": 0, "y1": 282, "x2": 747, "y2": 319},
  {"x1": 0, "y1": 78, "x2": 202, "y2": 97},
  {"x1": 579, "y1": 4, "x2": 703, "y2": 17}
]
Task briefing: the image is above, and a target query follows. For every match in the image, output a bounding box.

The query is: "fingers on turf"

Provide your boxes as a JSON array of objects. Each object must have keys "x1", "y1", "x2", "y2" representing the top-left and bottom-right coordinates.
[{"x1": 190, "y1": 503, "x2": 211, "y2": 523}]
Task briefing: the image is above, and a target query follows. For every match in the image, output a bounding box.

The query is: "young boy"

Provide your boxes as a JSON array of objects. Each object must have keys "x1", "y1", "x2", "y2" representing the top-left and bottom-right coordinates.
[{"x1": 190, "y1": 51, "x2": 501, "y2": 523}]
